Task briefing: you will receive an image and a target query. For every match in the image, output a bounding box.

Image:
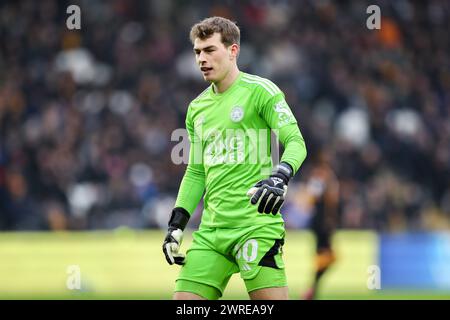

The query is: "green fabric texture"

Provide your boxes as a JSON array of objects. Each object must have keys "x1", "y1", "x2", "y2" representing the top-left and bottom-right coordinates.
[
  {"x1": 175, "y1": 222, "x2": 286, "y2": 299},
  {"x1": 175, "y1": 71, "x2": 307, "y2": 228}
]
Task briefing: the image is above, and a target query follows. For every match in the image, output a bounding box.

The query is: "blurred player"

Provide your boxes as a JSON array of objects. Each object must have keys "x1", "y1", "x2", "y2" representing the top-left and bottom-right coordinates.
[
  {"x1": 302, "y1": 150, "x2": 339, "y2": 300},
  {"x1": 162, "y1": 17, "x2": 307, "y2": 300}
]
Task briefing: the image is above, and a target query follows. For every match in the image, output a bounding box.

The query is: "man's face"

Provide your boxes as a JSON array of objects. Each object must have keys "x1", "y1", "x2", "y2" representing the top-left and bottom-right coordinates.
[{"x1": 193, "y1": 33, "x2": 236, "y2": 83}]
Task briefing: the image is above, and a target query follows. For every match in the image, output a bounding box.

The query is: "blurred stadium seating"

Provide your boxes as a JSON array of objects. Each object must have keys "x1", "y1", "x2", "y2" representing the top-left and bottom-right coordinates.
[{"x1": 0, "y1": 0, "x2": 449, "y2": 299}]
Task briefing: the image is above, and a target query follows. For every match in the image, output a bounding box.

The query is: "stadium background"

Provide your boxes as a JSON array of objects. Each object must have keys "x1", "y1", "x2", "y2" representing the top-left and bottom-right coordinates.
[{"x1": 0, "y1": 0, "x2": 449, "y2": 299}]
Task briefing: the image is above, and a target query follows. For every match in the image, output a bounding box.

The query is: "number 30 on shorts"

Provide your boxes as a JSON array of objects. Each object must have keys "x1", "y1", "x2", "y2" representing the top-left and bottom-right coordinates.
[{"x1": 235, "y1": 239, "x2": 258, "y2": 271}]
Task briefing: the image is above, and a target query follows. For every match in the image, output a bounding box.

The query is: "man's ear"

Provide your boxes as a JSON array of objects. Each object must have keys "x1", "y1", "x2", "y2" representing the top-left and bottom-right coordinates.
[{"x1": 229, "y1": 44, "x2": 239, "y2": 60}]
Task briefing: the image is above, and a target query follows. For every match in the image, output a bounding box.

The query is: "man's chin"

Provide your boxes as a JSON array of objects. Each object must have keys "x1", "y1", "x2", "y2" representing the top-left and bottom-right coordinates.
[{"x1": 203, "y1": 75, "x2": 216, "y2": 82}]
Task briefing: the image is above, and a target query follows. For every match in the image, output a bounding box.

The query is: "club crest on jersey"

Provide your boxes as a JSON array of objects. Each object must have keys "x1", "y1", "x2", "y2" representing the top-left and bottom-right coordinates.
[{"x1": 230, "y1": 106, "x2": 244, "y2": 123}]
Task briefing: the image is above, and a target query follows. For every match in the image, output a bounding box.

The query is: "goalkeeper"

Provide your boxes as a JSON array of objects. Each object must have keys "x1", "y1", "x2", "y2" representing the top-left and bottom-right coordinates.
[{"x1": 163, "y1": 16, "x2": 307, "y2": 300}]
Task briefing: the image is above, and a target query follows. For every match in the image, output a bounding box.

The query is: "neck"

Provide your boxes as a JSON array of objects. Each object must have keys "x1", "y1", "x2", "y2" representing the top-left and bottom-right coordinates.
[{"x1": 213, "y1": 66, "x2": 240, "y2": 94}]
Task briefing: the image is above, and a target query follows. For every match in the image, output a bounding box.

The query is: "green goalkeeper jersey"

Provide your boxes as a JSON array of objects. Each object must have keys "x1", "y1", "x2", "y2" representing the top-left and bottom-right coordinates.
[{"x1": 175, "y1": 72, "x2": 307, "y2": 228}]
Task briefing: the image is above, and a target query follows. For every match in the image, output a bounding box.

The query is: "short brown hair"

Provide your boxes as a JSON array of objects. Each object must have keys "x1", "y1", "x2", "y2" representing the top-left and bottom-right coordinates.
[{"x1": 190, "y1": 16, "x2": 240, "y2": 47}]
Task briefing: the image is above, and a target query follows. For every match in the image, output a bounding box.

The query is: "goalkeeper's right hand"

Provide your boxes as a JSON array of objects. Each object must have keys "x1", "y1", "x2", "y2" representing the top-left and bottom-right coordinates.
[
  {"x1": 163, "y1": 228, "x2": 185, "y2": 265},
  {"x1": 162, "y1": 207, "x2": 190, "y2": 265}
]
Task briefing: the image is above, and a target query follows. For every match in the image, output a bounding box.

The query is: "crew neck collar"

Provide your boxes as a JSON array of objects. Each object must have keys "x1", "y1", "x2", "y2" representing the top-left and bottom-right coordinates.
[{"x1": 210, "y1": 71, "x2": 243, "y2": 98}]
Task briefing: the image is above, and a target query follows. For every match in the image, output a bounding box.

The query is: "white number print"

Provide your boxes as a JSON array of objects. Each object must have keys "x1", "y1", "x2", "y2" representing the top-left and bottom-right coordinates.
[{"x1": 236, "y1": 239, "x2": 259, "y2": 271}]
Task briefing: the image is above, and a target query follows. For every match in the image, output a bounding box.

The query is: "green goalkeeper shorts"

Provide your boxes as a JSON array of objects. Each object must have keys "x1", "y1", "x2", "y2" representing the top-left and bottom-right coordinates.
[{"x1": 174, "y1": 222, "x2": 287, "y2": 300}]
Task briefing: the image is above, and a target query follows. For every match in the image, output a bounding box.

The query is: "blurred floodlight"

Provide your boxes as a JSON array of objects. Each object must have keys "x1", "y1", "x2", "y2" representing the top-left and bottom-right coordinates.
[
  {"x1": 68, "y1": 183, "x2": 100, "y2": 217},
  {"x1": 54, "y1": 48, "x2": 112, "y2": 85},
  {"x1": 55, "y1": 49, "x2": 95, "y2": 84},
  {"x1": 386, "y1": 109, "x2": 422, "y2": 138},
  {"x1": 336, "y1": 107, "x2": 370, "y2": 147}
]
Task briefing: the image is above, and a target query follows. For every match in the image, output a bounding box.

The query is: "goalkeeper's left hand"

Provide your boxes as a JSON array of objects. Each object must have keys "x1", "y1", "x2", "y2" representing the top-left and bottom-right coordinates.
[{"x1": 247, "y1": 162, "x2": 293, "y2": 215}]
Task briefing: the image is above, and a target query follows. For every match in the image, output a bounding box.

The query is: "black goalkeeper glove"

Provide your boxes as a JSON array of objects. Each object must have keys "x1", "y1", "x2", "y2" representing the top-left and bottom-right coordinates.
[
  {"x1": 162, "y1": 207, "x2": 190, "y2": 265},
  {"x1": 247, "y1": 162, "x2": 293, "y2": 215}
]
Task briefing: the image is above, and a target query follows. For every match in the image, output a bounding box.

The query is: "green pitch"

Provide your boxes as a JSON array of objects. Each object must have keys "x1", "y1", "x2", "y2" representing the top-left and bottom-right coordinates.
[{"x1": 0, "y1": 229, "x2": 448, "y2": 300}]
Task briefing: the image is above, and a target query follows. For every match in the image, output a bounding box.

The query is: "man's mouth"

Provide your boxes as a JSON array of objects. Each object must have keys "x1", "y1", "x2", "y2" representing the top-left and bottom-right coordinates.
[{"x1": 200, "y1": 67, "x2": 213, "y2": 73}]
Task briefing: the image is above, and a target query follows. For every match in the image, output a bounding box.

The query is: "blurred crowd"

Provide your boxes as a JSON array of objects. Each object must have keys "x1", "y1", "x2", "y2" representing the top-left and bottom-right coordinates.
[{"x1": 0, "y1": 0, "x2": 449, "y2": 231}]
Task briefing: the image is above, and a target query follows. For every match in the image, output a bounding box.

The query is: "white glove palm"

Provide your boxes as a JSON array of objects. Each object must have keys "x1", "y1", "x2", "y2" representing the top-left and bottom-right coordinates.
[{"x1": 163, "y1": 228, "x2": 185, "y2": 265}]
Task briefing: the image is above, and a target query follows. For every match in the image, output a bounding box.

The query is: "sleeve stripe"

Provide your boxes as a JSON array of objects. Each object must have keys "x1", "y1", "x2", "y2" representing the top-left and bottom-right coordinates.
[
  {"x1": 242, "y1": 77, "x2": 276, "y2": 96},
  {"x1": 242, "y1": 74, "x2": 281, "y2": 96},
  {"x1": 247, "y1": 74, "x2": 281, "y2": 93}
]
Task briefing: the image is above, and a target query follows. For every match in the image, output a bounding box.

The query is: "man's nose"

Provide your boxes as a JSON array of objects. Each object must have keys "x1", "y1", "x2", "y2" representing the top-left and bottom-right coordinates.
[{"x1": 198, "y1": 51, "x2": 207, "y2": 64}]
